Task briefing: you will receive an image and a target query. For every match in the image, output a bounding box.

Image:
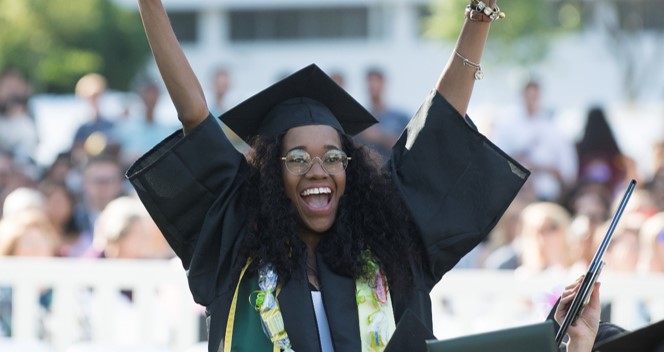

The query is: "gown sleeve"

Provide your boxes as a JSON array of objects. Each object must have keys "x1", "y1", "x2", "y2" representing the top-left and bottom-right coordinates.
[
  {"x1": 390, "y1": 90, "x2": 529, "y2": 286},
  {"x1": 126, "y1": 114, "x2": 248, "y2": 305}
]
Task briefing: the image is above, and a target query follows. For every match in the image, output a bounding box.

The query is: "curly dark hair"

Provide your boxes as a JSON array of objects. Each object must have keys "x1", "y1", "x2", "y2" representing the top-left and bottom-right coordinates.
[{"x1": 234, "y1": 131, "x2": 422, "y2": 293}]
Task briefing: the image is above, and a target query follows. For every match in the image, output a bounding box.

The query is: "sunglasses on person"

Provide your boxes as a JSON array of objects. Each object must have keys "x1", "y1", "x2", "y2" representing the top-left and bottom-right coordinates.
[{"x1": 281, "y1": 149, "x2": 350, "y2": 176}]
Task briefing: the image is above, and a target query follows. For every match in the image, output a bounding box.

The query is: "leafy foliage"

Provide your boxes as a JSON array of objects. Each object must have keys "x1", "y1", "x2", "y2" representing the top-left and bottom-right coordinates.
[{"x1": 0, "y1": 0, "x2": 149, "y2": 93}]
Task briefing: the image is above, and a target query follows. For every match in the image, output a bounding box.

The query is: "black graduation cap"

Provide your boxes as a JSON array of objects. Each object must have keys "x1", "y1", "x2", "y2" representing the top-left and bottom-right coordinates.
[
  {"x1": 594, "y1": 319, "x2": 664, "y2": 352},
  {"x1": 218, "y1": 64, "x2": 377, "y2": 144}
]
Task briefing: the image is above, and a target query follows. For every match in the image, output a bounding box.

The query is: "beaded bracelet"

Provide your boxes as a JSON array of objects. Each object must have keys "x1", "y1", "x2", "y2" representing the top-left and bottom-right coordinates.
[{"x1": 466, "y1": 1, "x2": 505, "y2": 22}]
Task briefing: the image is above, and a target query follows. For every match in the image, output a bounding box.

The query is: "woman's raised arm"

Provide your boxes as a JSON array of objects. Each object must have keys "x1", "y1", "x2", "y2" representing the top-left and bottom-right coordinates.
[
  {"x1": 137, "y1": 0, "x2": 208, "y2": 133},
  {"x1": 435, "y1": 1, "x2": 497, "y2": 117}
]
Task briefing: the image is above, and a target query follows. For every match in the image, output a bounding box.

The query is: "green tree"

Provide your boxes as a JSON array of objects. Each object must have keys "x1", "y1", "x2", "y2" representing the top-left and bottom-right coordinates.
[
  {"x1": 422, "y1": 0, "x2": 583, "y2": 65},
  {"x1": 0, "y1": 0, "x2": 149, "y2": 93}
]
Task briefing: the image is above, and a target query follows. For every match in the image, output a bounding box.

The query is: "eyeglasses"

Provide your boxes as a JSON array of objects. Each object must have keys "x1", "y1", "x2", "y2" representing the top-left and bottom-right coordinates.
[{"x1": 281, "y1": 149, "x2": 350, "y2": 176}]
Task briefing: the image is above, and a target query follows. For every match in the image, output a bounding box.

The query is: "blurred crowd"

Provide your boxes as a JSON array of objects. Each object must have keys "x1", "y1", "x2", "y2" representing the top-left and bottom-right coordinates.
[
  {"x1": 1, "y1": 65, "x2": 664, "y2": 340},
  {"x1": 473, "y1": 80, "x2": 664, "y2": 277},
  {"x1": 0, "y1": 68, "x2": 180, "y2": 342}
]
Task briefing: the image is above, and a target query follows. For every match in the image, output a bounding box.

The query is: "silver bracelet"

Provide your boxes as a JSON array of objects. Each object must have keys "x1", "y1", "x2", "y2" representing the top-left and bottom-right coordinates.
[{"x1": 455, "y1": 51, "x2": 484, "y2": 80}]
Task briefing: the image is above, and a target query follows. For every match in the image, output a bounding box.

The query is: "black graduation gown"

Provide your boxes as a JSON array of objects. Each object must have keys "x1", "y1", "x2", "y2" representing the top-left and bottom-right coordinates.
[{"x1": 127, "y1": 90, "x2": 529, "y2": 352}]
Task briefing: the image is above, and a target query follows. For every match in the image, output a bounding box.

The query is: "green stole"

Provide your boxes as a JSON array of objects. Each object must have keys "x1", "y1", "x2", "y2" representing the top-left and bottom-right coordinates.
[{"x1": 224, "y1": 261, "x2": 275, "y2": 352}]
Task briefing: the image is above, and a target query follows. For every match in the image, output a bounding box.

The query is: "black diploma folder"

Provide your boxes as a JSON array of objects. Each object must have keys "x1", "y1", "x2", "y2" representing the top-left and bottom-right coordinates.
[{"x1": 426, "y1": 320, "x2": 558, "y2": 352}]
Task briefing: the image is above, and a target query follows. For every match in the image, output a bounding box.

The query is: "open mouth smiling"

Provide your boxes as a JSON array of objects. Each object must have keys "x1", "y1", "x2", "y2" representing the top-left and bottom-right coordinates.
[{"x1": 300, "y1": 186, "x2": 332, "y2": 209}]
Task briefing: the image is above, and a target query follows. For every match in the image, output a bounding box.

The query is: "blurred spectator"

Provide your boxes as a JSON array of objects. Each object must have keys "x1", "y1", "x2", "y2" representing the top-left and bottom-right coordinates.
[
  {"x1": 654, "y1": 141, "x2": 664, "y2": 172},
  {"x1": 0, "y1": 68, "x2": 39, "y2": 162},
  {"x1": 208, "y1": 67, "x2": 248, "y2": 154},
  {"x1": 2, "y1": 187, "x2": 45, "y2": 219},
  {"x1": 483, "y1": 197, "x2": 529, "y2": 269},
  {"x1": 615, "y1": 188, "x2": 658, "y2": 219},
  {"x1": 38, "y1": 180, "x2": 81, "y2": 256},
  {"x1": 71, "y1": 155, "x2": 125, "y2": 257},
  {"x1": 491, "y1": 80, "x2": 577, "y2": 201},
  {"x1": 209, "y1": 67, "x2": 232, "y2": 116},
  {"x1": 0, "y1": 209, "x2": 60, "y2": 257},
  {"x1": 91, "y1": 196, "x2": 172, "y2": 259},
  {"x1": 354, "y1": 67, "x2": 410, "y2": 164},
  {"x1": 0, "y1": 151, "x2": 11, "y2": 189},
  {"x1": 564, "y1": 182, "x2": 612, "y2": 225},
  {"x1": 567, "y1": 215, "x2": 595, "y2": 269},
  {"x1": 485, "y1": 201, "x2": 575, "y2": 321},
  {"x1": 0, "y1": 151, "x2": 17, "y2": 218},
  {"x1": 516, "y1": 202, "x2": 573, "y2": 273},
  {"x1": 71, "y1": 73, "x2": 119, "y2": 166},
  {"x1": 77, "y1": 196, "x2": 176, "y2": 346},
  {"x1": 599, "y1": 212, "x2": 645, "y2": 273},
  {"x1": 0, "y1": 67, "x2": 31, "y2": 112},
  {"x1": 0, "y1": 209, "x2": 61, "y2": 338},
  {"x1": 576, "y1": 106, "x2": 632, "y2": 195},
  {"x1": 114, "y1": 80, "x2": 176, "y2": 167},
  {"x1": 647, "y1": 163, "x2": 664, "y2": 212},
  {"x1": 562, "y1": 182, "x2": 612, "y2": 267},
  {"x1": 597, "y1": 211, "x2": 650, "y2": 328},
  {"x1": 0, "y1": 152, "x2": 39, "y2": 220},
  {"x1": 41, "y1": 152, "x2": 76, "y2": 187},
  {"x1": 639, "y1": 211, "x2": 664, "y2": 273},
  {"x1": 636, "y1": 212, "x2": 664, "y2": 328}
]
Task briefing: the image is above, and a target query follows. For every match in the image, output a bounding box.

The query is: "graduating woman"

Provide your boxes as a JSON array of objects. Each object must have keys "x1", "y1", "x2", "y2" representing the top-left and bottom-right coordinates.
[{"x1": 128, "y1": 0, "x2": 601, "y2": 351}]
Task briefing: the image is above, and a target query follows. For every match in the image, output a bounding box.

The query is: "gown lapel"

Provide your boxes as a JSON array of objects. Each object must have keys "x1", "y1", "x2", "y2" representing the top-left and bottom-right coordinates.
[
  {"x1": 279, "y1": 266, "x2": 321, "y2": 351},
  {"x1": 317, "y1": 255, "x2": 362, "y2": 351}
]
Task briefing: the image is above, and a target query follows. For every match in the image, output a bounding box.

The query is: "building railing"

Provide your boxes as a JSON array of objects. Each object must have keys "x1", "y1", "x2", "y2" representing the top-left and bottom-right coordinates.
[{"x1": 1, "y1": 258, "x2": 663, "y2": 351}]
